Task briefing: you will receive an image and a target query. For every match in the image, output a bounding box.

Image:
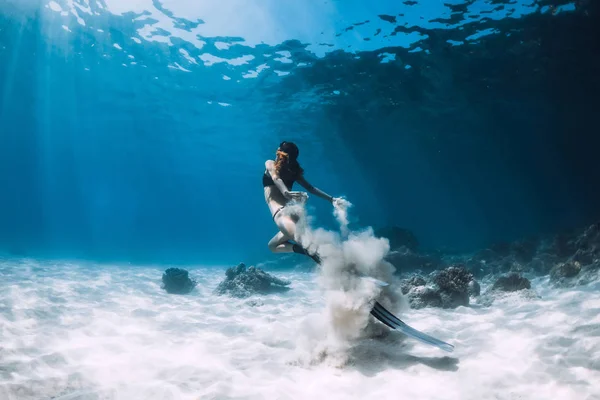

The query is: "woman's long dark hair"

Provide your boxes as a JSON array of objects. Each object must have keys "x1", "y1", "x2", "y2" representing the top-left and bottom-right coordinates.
[{"x1": 275, "y1": 142, "x2": 304, "y2": 177}]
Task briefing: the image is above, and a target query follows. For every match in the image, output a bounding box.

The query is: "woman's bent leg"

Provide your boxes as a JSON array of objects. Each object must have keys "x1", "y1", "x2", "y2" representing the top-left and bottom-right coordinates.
[{"x1": 268, "y1": 231, "x2": 294, "y2": 253}]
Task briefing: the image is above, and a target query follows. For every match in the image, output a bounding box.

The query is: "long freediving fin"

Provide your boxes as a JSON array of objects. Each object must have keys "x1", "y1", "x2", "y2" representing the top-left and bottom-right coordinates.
[
  {"x1": 360, "y1": 275, "x2": 389, "y2": 287},
  {"x1": 370, "y1": 301, "x2": 454, "y2": 353},
  {"x1": 301, "y1": 247, "x2": 452, "y2": 352}
]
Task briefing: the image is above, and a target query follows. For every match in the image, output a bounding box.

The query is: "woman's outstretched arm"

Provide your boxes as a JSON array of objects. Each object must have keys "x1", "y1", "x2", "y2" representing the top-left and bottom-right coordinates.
[{"x1": 296, "y1": 175, "x2": 334, "y2": 203}]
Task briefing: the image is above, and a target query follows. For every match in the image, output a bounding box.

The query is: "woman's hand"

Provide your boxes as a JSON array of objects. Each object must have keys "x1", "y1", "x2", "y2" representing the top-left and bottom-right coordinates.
[
  {"x1": 332, "y1": 197, "x2": 351, "y2": 209},
  {"x1": 287, "y1": 191, "x2": 309, "y2": 203}
]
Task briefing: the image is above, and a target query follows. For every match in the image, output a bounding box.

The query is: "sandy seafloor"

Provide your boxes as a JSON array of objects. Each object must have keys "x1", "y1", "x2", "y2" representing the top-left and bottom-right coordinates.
[{"x1": 1, "y1": 259, "x2": 599, "y2": 400}]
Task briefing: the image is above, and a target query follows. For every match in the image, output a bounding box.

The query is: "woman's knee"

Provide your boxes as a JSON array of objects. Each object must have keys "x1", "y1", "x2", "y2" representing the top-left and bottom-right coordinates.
[
  {"x1": 268, "y1": 232, "x2": 288, "y2": 252},
  {"x1": 268, "y1": 238, "x2": 279, "y2": 252},
  {"x1": 276, "y1": 216, "x2": 297, "y2": 238}
]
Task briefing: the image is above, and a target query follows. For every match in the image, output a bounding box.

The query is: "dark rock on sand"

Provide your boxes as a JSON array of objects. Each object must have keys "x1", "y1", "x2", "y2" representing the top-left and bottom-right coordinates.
[
  {"x1": 491, "y1": 273, "x2": 531, "y2": 292},
  {"x1": 550, "y1": 261, "x2": 582, "y2": 281},
  {"x1": 400, "y1": 275, "x2": 426, "y2": 295},
  {"x1": 550, "y1": 261, "x2": 600, "y2": 288},
  {"x1": 215, "y1": 263, "x2": 291, "y2": 298},
  {"x1": 407, "y1": 286, "x2": 443, "y2": 309},
  {"x1": 399, "y1": 274, "x2": 442, "y2": 309},
  {"x1": 400, "y1": 265, "x2": 479, "y2": 309},
  {"x1": 432, "y1": 265, "x2": 474, "y2": 308},
  {"x1": 161, "y1": 268, "x2": 197, "y2": 294},
  {"x1": 476, "y1": 272, "x2": 538, "y2": 307}
]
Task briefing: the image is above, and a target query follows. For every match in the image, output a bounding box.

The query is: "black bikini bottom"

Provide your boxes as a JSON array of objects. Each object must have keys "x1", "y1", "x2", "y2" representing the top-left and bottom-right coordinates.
[
  {"x1": 272, "y1": 206, "x2": 285, "y2": 220},
  {"x1": 272, "y1": 206, "x2": 299, "y2": 223}
]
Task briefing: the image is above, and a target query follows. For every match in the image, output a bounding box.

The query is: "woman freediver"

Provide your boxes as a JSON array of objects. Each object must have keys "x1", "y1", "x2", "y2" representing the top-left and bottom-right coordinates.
[
  {"x1": 261, "y1": 142, "x2": 455, "y2": 352},
  {"x1": 262, "y1": 141, "x2": 343, "y2": 263}
]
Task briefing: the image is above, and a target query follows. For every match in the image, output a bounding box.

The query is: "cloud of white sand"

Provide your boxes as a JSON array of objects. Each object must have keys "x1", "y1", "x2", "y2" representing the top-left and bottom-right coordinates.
[{"x1": 281, "y1": 197, "x2": 406, "y2": 365}]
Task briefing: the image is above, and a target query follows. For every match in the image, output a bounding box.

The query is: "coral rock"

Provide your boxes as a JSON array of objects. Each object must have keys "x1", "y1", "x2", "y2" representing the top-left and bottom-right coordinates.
[
  {"x1": 400, "y1": 275, "x2": 426, "y2": 295},
  {"x1": 431, "y1": 265, "x2": 473, "y2": 308},
  {"x1": 550, "y1": 261, "x2": 581, "y2": 281},
  {"x1": 215, "y1": 263, "x2": 291, "y2": 298},
  {"x1": 161, "y1": 268, "x2": 197, "y2": 294},
  {"x1": 407, "y1": 286, "x2": 443, "y2": 309},
  {"x1": 491, "y1": 273, "x2": 531, "y2": 292}
]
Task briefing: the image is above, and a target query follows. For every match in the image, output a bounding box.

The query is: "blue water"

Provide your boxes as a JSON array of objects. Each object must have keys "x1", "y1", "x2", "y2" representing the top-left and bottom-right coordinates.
[{"x1": 1, "y1": 0, "x2": 598, "y2": 266}]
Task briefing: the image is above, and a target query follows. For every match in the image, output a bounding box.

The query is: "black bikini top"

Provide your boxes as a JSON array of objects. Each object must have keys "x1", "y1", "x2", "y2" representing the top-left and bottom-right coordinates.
[{"x1": 262, "y1": 167, "x2": 299, "y2": 191}]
